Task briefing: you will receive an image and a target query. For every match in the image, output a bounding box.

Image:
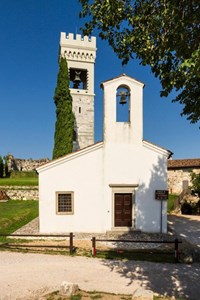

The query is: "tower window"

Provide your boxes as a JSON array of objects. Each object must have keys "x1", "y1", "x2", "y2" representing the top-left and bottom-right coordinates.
[
  {"x1": 116, "y1": 86, "x2": 130, "y2": 122},
  {"x1": 73, "y1": 130, "x2": 77, "y2": 142},
  {"x1": 69, "y1": 68, "x2": 88, "y2": 90}
]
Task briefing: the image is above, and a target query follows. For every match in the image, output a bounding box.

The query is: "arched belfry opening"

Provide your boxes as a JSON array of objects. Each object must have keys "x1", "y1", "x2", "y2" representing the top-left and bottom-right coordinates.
[
  {"x1": 69, "y1": 68, "x2": 88, "y2": 90},
  {"x1": 116, "y1": 85, "x2": 130, "y2": 122}
]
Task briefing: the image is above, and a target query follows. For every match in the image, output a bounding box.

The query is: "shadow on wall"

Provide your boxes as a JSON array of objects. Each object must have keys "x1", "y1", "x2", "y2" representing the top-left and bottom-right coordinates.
[
  {"x1": 73, "y1": 119, "x2": 80, "y2": 151},
  {"x1": 136, "y1": 156, "x2": 167, "y2": 233}
]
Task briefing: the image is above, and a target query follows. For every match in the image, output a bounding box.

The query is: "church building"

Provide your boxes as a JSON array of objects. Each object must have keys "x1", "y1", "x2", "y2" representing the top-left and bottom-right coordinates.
[{"x1": 37, "y1": 33, "x2": 171, "y2": 234}]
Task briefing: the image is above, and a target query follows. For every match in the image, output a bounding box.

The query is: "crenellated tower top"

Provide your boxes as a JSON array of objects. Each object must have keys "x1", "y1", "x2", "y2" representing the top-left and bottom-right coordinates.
[{"x1": 60, "y1": 32, "x2": 96, "y2": 62}]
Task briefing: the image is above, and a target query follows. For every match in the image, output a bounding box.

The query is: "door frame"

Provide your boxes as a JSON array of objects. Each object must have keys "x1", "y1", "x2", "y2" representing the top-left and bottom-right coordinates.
[{"x1": 109, "y1": 184, "x2": 138, "y2": 231}]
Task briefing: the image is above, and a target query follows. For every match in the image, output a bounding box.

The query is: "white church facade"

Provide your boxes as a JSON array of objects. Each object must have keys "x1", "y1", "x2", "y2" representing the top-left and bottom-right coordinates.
[{"x1": 37, "y1": 33, "x2": 171, "y2": 234}]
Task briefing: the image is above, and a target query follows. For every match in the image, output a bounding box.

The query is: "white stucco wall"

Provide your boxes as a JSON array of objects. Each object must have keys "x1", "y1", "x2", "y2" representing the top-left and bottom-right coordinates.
[
  {"x1": 39, "y1": 144, "x2": 104, "y2": 233},
  {"x1": 38, "y1": 140, "x2": 168, "y2": 234},
  {"x1": 102, "y1": 142, "x2": 168, "y2": 233}
]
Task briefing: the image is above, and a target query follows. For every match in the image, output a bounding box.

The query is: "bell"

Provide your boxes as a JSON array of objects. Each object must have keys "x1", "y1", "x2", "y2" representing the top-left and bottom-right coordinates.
[
  {"x1": 73, "y1": 71, "x2": 81, "y2": 88},
  {"x1": 119, "y1": 91, "x2": 127, "y2": 105}
]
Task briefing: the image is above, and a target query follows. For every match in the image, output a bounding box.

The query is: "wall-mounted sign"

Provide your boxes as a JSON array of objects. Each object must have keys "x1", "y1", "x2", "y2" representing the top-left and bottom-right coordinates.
[{"x1": 155, "y1": 190, "x2": 168, "y2": 200}]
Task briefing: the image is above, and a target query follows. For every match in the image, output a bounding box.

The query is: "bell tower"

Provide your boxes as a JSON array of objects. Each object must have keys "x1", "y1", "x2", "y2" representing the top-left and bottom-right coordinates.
[
  {"x1": 60, "y1": 32, "x2": 96, "y2": 150},
  {"x1": 101, "y1": 74, "x2": 144, "y2": 145}
]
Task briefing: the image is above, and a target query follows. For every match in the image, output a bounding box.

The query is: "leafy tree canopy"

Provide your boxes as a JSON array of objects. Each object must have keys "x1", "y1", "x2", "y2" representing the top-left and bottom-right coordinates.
[
  {"x1": 191, "y1": 172, "x2": 200, "y2": 197},
  {"x1": 80, "y1": 0, "x2": 200, "y2": 123}
]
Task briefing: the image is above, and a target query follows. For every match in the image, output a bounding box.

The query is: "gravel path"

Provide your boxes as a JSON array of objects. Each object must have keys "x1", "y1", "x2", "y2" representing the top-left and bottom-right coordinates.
[
  {"x1": 1, "y1": 251, "x2": 200, "y2": 300},
  {"x1": 168, "y1": 214, "x2": 200, "y2": 248}
]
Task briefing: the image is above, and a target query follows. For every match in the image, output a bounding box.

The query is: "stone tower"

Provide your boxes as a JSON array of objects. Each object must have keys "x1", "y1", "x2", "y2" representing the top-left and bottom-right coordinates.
[{"x1": 59, "y1": 32, "x2": 96, "y2": 150}]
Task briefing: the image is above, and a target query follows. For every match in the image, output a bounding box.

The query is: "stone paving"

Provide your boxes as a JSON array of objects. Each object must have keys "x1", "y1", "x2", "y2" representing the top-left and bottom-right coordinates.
[{"x1": 14, "y1": 217, "x2": 39, "y2": 235}]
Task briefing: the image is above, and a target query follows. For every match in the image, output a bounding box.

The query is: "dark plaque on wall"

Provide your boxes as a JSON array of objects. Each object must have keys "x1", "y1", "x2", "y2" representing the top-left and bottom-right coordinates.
[{"x1": 155, "y1": 190, "x2": 168, "y2": 200}]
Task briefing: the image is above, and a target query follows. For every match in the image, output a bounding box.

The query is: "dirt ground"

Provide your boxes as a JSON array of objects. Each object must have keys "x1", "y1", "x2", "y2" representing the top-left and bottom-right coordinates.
[
  {"x1": 1, "y1": 251, "x2": 200, "y2": 300},
  {"x1": 6, "y1": 237, "x2": 175, "y2": 251}
]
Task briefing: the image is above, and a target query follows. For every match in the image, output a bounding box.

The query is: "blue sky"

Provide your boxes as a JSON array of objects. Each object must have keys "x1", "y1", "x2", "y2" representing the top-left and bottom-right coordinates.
[{"x1": 0, "y1": 0, "x2": 199, "y2": 159}]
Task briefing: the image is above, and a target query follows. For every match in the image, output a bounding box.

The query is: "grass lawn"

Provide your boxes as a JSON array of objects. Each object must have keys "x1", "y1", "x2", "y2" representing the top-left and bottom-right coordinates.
[
  {"x1": 0, "y1": 200, "x2": 38, "y2": 235},
  {"x1": 168, "y1": 194, "x2": 178, "y2": 213},
  {"x1": 0, "y1": 177, "x2": 38, "y2": 186}
]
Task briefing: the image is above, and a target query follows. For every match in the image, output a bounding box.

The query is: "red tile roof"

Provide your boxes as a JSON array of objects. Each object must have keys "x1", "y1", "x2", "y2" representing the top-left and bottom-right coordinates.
[{"x1": 168, "y1": 158, "x2": 200, "y2": 169}]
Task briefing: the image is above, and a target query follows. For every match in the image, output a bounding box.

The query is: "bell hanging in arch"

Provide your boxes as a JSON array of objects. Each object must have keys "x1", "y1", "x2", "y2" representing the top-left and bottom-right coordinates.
[
  {"x1": 73, "y1": 71, "x2": 81, "y2": 88},
  {"x1": 119, "y1": 90, "x2": 127, "y2": 105}
]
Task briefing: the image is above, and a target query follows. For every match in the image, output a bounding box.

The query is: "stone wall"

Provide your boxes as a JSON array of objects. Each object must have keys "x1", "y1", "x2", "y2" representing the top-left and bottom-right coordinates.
[
  {"x1": 72, "y1": 94, "x2": 94, "y2": 150},
  {"x1": 168, "y1": 169, "x2": 200, "y2": 195},
  {"x1": 0, "y1": 186, "x2": 39, "y2": 200},
  {"x1": 7, "y1": 155, "x2": 50, "y2": 172}
]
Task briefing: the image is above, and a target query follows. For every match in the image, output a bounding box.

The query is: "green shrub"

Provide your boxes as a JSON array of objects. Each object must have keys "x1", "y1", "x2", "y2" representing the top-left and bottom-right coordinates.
[
  {"x1": 191, "y1": 172, "x2": 200, "y2": 197},
  {"x1": 10, "y1": 171, "x2": 38, "y2": 178},
  {"x1": 167, "y1": 194, "x2": 177, "y2": 213},
  {"x1": 181, "y1": 202, "x2": 192, "y2": 214}
]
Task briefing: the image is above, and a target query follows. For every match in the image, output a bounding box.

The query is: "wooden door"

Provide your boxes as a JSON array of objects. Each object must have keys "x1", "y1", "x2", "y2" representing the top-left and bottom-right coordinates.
[{"x1": 114, "y1": 193, "x2": 132, "y2": 227}]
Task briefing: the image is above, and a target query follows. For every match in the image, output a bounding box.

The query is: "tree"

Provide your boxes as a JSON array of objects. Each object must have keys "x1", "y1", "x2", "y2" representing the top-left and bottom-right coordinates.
[
  {"x1": 52, "y1": 57, "x2": 75, "y2": 159},
  {"x1": 191, "y1": 172, "x2": 200, "y2": 197},
  {"x1": 3, "y1": 155, "x2": 10, "y2": 178},
  {"x1": 0, "y1": 156, "x2": 3, "y2": 178},
  {"x1": 80, "y1": 0, "x2": 200, "y2": 123}
]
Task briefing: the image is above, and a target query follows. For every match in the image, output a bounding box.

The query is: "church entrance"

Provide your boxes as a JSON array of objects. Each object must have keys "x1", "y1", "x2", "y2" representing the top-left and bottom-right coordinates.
[{"x1": 114, "y1": 193, "x2": 132, "y2": 227}]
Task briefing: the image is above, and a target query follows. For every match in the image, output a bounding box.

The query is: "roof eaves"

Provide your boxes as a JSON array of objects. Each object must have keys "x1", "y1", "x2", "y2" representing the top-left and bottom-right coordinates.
[
  {"x1": 100, "y1": 73, "x2": 145, "y2": 88},
  {"x1": 143, "y1": 140, "x2": 173, "y2": 158}
]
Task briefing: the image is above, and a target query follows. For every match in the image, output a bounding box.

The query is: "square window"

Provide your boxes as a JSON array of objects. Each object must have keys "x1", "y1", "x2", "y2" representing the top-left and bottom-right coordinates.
[{"x1": 56, "y1": 192, "x2": 74, "y2": 215}]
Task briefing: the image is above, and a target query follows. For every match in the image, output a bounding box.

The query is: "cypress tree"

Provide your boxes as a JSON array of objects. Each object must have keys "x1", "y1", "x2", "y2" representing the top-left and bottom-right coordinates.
[
  {"x1": 0, "y1": 156, "x2": 3, "y2": 178},
  {"x1": 3, "y1": 155, "x2": 10, "y2": 178},
  {"x1": 52, "y1": 57, "x2": 75, "y2": 159}
]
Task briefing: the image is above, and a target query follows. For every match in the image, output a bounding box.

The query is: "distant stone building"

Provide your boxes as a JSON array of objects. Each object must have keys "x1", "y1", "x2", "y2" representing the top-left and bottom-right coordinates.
[
  {"x1": 7, "y1": 155, "x2": 50, "y2": 172},
  {"x1": 167, "y1": 158, "x2": 200, "y2": 194}
]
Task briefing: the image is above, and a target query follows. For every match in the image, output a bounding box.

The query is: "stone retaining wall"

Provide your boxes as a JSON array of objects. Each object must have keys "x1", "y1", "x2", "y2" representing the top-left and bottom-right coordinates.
[{"x1": 0, "y1": 186, "x2": 39, "y2": 200}]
